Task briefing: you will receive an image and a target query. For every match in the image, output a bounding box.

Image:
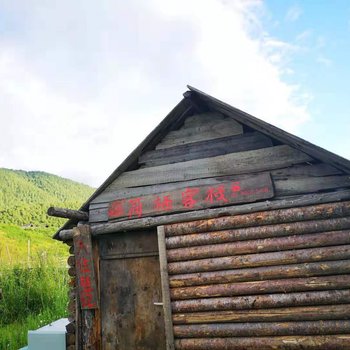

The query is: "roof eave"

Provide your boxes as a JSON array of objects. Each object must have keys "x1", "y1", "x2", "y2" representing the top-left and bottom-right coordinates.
[{"x1": 53, "y1": 97, "x2": 193, "y2": 240}]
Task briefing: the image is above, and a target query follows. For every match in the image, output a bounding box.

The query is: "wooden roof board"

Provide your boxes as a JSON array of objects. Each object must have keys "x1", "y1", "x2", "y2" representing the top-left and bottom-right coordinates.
[
  {"x1": 53, "y1": 86, "x2": 350, "y2": 240},
  {"x1": 188, "y1": 85, "x2": 350, "y2": 174}
]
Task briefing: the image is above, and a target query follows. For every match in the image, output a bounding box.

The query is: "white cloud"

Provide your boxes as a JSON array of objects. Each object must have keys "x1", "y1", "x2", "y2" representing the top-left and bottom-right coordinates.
[
  {"x1": 316, "y1": 55, "x2": 332, "y2": 66},
  {"x1": 153, "y1": 0, "x2": 309, "y2": 130},
  {"x1": 296, "y1": 30, "x2": 312, "y2": 42},
  {"x1": 0, "y1": 0, "x2": 311, "y2": 187},
  {"x1": 286, "y1": 4, "x2": 302, "y2": 22}
]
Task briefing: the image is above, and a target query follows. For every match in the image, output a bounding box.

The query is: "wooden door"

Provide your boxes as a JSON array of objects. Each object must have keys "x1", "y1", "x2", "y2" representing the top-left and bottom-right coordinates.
[{"x1": 99, "y1": 230, "x2": 166, "y2": 350}]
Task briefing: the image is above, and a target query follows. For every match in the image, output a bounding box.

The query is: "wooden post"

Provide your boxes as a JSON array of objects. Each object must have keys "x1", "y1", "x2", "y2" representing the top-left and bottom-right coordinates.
[
  {"x1": 157, "y1": 226, "x2": 175, "y2": 350},
  {"x1": 73, "y1": 224, "x2": 99, "y2": 350}
]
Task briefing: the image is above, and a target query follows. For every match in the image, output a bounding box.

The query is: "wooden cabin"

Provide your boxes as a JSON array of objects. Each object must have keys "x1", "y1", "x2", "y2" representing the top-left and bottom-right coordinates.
[{"x1": 51, "y1": 86, "x2": 350, "y2": 350}]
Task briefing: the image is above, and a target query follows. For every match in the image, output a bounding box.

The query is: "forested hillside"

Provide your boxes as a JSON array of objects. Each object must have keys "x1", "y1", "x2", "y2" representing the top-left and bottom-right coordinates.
[
  {"x1": 0, "y1": 168, "x2": 94, "y2": 227},
  {"x1": 0, "y1": 169, "x2": 95, "y2": 348}
]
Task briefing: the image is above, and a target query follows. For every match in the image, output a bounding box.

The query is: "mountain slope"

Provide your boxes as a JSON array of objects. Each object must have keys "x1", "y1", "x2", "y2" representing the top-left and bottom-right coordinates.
[{"x1": 0, "y1": 168, "x2": 94, "y2": 227}]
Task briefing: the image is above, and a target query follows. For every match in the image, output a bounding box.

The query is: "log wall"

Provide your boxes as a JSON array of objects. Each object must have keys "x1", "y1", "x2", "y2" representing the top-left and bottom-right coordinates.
[
  {"x1": 65, "y1": 240, "x2": 78, "y2": 349},
  {"x1": 85, "y1": 109, "x2": 350, "y2": 349},
  {"x1": 162, "y1": 200, "x2": 350, "y2": 349}
]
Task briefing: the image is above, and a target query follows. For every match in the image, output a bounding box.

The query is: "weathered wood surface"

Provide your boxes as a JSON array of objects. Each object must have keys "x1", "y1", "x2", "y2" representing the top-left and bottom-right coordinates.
[
  {"x1": 167, "y1": 245, "x2": 350, "y2": 274},
  {"x1": 155, "y1": 121, "x2": 243, "y2": 149},
  {"x1": 174, "y1": 335, "x2": 350, "y2": 349},
  {"x1": 81, "y1": 309, "x2": 95, "y2": 349},
  {"x1": 69, "y1": 277, "x2": 76, "y2": 287},
  {"x1": 66, "y1": 321, "x2": 76, "y2": 334},
  {"x1": 167, "y1": 230, "x2": 350, "y2": 262},
  {"x1": 184, "y1": 112, "x2": 225, "y2": 126},
  {"x1": 172, "y1": 289, "x2": 350, "y2": 313},
  {"x1": 65, "y1": 239, "x2": 73, "y2": 247},
  {"x1": 104, "y1": 173, "x2": 273, "y2": 221},
  {"x1": 47, "y1": 207, "x2": 89, "y2": 220},
  {"x1": 189, "y1": 85, "x2": 350, "y2": 174},
  {"x1": 73, "y1": 226, "x2": 98, "y2": 309},
  {"x1": 158, "y1": 227, "x2": 175, "y2": 350},
  {"x1": 89, "y1": 173, "x2": 350, "y2": 222},
  {"x1": 112, "y1": 145, "x2": 311, "y2": 188},
  {"x1": 165, "y1": 201, "x2": 350, "y2": 236},
  {"x1": 68, "y1": 287, "x2": 76, "y2": 300},
  {"x1": 271, "y1": 163, "x2": 342, "y2": 177},
  {"x1": 100, "y1": 259, "x2": 166, "y2": 349},
  {"x1": 99, "y1": 230, "x2": 159, "y2": 260},
  {"x1": 169, "y1": 260, "x2": 350, "y2": 287},
  {"x1": 156, "y1": 118, "x2": 243, "y2": 143},
  {"x1": 170, "y1": 275, "x2": 350, "y2": 300},
  {"x1": 161, "y1": 120, "x2": 240, "y2": 143},
  {"x1": 100, "y1": 230, "x2": 166, "y2": 350},
  {"x1": 172, "y1": 304, "x2": 350, "y2": 324},
  {"x1": 140, "y1": 132, "x2": 273, "y2": 167},
  {"x1": 275, "y1": 175, "x2": 350, "y2": 196},
  {"x1": 174, "y1": 320, "x2": 350, "y2": 338},
  {"x1": 166, "y1": 119, "x2": 239, "y2": 139},
  {"x1": 92, "y1": 163, "x2": 342, "y2": 204},
  {"x1": 91, "y1": 175, "x2": 350, "y2": 223},
  {"x1": 166, "y1": 217, "x2": 350, "y2": 249},
  {"x1": 91, "y1": 240, "x2": 101, "y2": 350},
  {"x1": 91, "y1": 174, "x2": 267, "y2": 206},
  {"x1": 68, "y1": 299, "x2": 75, "y2": 314},
  {"x1": 183, "y1": 93, "x2": 205, "y2": 113},
  {"x1": 66, "y1": 333, "x2": 75, "y2": 346},
  {"x1": 68, "y1": 267, "x2": 76, "y2": 277},
  {"x1": 60, "y1": 229, "x2": 75, "y2": 241},
  {"x1": 88, "y1": 190, "x2": 350, "y2": 236},
  {"x1": 67, "y1": 255, "x2": 75, "y2": 267}
]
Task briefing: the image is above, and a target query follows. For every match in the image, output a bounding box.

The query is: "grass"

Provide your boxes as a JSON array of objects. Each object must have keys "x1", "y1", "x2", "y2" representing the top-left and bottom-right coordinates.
[
  {"x1": 0, "y1": 224, "x2": 68, "y2": 265},
  {"x1": 0, "y1": 225, "x2": 69, "y2": 350},
  {"x1": 0, "y1": 305, "x2": 68, "y2": 350}
]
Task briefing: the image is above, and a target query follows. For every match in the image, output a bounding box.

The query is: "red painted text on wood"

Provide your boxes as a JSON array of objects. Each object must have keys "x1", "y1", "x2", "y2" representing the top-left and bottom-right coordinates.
[{"x1": 108, "y1": 173, "x2": 274, "y2": 220}]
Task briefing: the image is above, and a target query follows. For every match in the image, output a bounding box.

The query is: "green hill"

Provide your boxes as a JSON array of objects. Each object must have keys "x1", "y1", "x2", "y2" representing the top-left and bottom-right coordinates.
[
  {"x1": 0, "y1": 169, "x2": 94, "y2": 348},
  {"x1": 0, "y1": 168, "x2": 94, "y2": 265},
  {"x1": 0, "y1": 168, "x2": 94, "y2": 228}
]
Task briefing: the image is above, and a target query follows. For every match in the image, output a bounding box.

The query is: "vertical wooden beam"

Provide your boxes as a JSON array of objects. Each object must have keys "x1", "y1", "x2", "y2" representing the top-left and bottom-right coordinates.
[
  {"x1": 157, "y1": 226, "x2": 175, "y2": 350},
  {"x1": 76, "y1": 294, "x2": 82, "y2": 350},
  {"x1": 92, "y1": 238, "x2": 101, "y2": 349},
  {"x1": 73, "y1": 224, "x2": 99, "y2": 350}
]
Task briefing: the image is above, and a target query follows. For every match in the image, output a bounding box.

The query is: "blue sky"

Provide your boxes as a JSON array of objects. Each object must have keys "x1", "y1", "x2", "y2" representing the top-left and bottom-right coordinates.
[
  {"x1": 0, "y1": 0, "x2": 349, "y2": 186},
  {"x1": 264, "y1": 0, "x2": 350, "y2": 152}
]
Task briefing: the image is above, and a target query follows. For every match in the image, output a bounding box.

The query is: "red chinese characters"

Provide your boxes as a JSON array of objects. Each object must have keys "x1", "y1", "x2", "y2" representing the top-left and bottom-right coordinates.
[
  {"x1": 108, "y1": 200, "x2": 125, "y2": 218},
  {"x1": 128, "y1": 198, "x2": 143, "y2": 218},
  {"x1": 79, "y1": 275, "x2": 95, "y2": 309},
  {"x1": 107, "y1": 175, "x2": 273, "y2": 220},
  {"x1": 77, "y1": 257, "x2": 90, "y2": 273},
  {"x1": 231, "y1": 181, "x2": 241, "y2": 197},
  {"x1": 205, "y1": 185, "x2": 228, "y2": 203},
  {"x1": 75, "y1": 238, "x2": 97, "y2": 309},
  {"x1": 154, "y1": 195, "x2": 173, "y2": 211},
  {"x1": 182, "y1": 188, "x2": 200, "y2": 208}
]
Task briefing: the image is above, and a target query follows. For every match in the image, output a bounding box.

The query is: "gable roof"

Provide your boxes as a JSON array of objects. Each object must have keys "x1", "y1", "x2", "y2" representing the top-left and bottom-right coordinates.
[{"x1": 53, "y1": 85, "x2": 350, "y2": 239}]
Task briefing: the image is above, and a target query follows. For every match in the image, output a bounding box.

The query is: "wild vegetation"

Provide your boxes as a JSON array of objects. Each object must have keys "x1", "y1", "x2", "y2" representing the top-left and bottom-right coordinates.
[
  {"x1": 0, "y1": 168, "x2": 93, "y2": 227},
  {"x1": 0, "y1": 168, "x2": 94, "y2": 349}
]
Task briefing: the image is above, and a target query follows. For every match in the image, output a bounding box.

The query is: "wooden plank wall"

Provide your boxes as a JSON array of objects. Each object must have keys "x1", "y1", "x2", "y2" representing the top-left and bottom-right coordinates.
[
  {"x1": 163, "y1": 201, "x2": 350, "y2": 349},
  {"x1": 89, "y1": 111, "x2": 350, "y2": 223}
]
